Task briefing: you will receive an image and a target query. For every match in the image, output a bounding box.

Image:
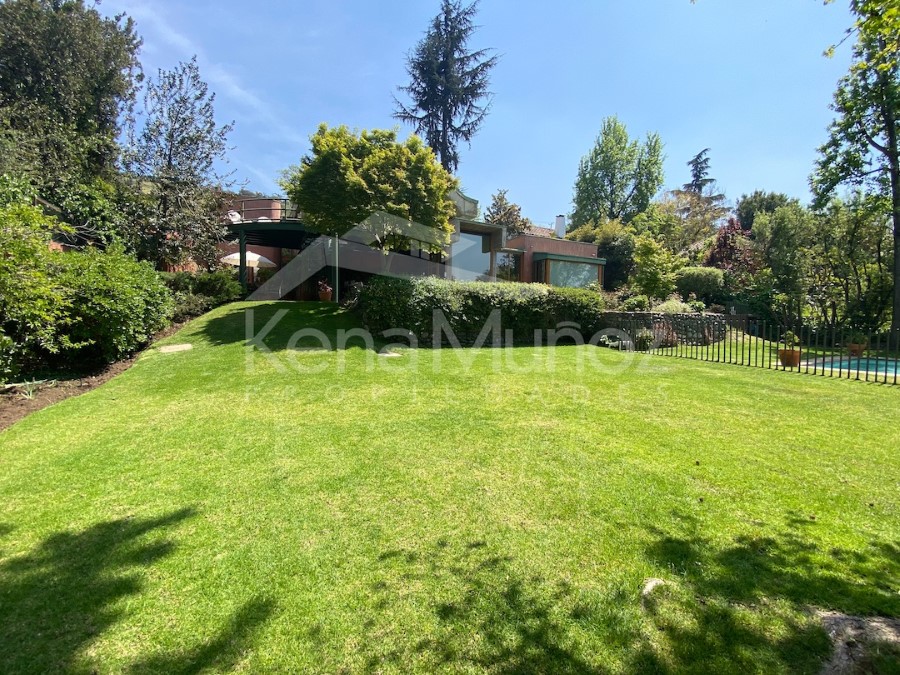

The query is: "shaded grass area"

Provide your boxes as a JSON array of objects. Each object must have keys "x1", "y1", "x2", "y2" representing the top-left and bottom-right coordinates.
[{"x1": 0, "y1": 302, "x2": 898, "y2": 673}]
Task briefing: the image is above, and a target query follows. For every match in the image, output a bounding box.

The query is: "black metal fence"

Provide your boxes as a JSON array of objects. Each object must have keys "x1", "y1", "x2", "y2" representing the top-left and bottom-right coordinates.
[{"x1": 600, "y1": 312, "x2": 900, "y2": 386}]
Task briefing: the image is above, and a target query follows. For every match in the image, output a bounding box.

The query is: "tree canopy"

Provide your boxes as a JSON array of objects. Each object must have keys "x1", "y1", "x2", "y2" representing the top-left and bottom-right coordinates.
[
  {"x1": 0, "y1": 0, "x2": 141, "y2": 183},
  {"x1": 394, "y1": 0, "x2": 498, "y2": 173},
  {"x1": 484, "y1": 189, "x2": 530, "y2": 236},
  {"x1": 571, "y1": 116, "x2": 664, "y2": 227},
  {"x1": 281, "y1": 125, "x2": 458, "y2": 252},
  {"x1": 813, "y1": 26, "x2": 900, "y2": 340},
  {"x1": 122, "y1": 58, "x2": 234, "y2": 268}
]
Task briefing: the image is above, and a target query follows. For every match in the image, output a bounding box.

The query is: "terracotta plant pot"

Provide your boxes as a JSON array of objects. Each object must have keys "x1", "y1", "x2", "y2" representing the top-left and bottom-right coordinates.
[
  {"x1": 318, "y1": 290, "x2": 333, "y2": 302},
  {"x1": 847, "y1": 343, "x2": 866, "y2": 358},
  {"x1": 778, "y1": 348, "x2": 801, "y2": 368}
]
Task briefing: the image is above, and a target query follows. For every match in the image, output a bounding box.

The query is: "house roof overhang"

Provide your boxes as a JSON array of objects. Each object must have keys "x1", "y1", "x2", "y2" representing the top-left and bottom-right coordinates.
[
  {"x1": 532, "y1": 252, "x2": 607, "y2": 265},
  {"x1": 226, "y1": 221, "x2": 319, "y2": 249}
]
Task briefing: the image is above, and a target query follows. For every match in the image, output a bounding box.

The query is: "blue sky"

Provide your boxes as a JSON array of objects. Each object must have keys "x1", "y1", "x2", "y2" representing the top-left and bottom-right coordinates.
[{"x1": 103, "y1": 0, "x2": 855, "y2": 227}]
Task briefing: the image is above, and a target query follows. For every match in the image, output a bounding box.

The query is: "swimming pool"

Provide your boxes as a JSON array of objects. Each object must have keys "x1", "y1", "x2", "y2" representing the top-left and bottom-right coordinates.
[{"x1": 830, "y1": 357, "x2": 900, "y2": 376}]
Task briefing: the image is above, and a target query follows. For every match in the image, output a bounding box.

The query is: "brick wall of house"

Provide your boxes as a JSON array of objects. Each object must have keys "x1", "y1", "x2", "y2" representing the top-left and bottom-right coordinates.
[{"x1": 505, "y1": 234, "x2": 600, "y2": 283}]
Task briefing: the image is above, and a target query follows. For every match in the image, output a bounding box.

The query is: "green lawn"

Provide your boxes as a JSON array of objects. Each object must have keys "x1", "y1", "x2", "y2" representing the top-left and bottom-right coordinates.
[{"x1": 1, "y1": 301, "x2": 898, "y2": 673}]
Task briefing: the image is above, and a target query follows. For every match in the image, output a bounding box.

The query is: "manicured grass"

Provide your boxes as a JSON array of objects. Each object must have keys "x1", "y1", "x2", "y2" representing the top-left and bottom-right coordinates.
[{"x1": 1, "y1": 301, "x2": 898, "y2": 673}]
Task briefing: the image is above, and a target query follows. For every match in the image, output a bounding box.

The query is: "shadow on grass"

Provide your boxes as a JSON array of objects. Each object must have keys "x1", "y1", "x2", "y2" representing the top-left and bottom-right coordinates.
[
  {"x1": 200, "y1": 301, "x2": 376, "y2": 351},
  {"x1": 354, "y1": 538, "x2": 606, "y2": 673},
  {"x1": 636, "y1": 510, "x2": 900, "y2": 672},
  {"x1": 0, "y1": 508, "x2": 277, "y2": 674},
  {"x1": 0, "y1": 508, "x2": 196, "y2": 673},
  {"x1": 129, "y1": 596, "x2": 276, "y2": 675}
]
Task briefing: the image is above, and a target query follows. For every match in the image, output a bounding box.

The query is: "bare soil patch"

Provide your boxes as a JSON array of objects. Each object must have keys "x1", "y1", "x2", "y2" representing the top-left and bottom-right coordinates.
[{"x1": 0, "y1": 321, "x2": 186, "y2": 433}]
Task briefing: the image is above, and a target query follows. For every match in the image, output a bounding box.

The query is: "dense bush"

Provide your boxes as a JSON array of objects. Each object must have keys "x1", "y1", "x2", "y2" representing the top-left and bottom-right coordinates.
[
  {"x1": 54, "y1": 245, "x2": 173, "y2": 364},
  {"x1": 171, "y1": 294, "x2": 213, "y2": 323},
  {"x1": 1, "y1": 210, "x2": 174, "y2": 378},
  {"x1": 675, "y1": 266, "x2": 725, "y2": 304},
  {"x1": 0, "y1": 330, "x2": 17, "y2": 382},
  {"x1": 160, "y1": 271, "x2": 197, "y2": 294},
  {"x1": 193, "y1": 270, "x2": 241, "y2": 304},
  {"x1": 621, "y1": 295, "x2": 650, "y2": 312},
  {"x1": 160, "y1": 269, "x2": 242, "y2": 322},
  {"x1": 0, "y1": 203, "x2": 71, "y2": 376},
  {"x1": 359, "y1": 277, "x2": 606, "y2": 346},
  {"x1": 654, "y1": 296, "x2": 696, "y2": 314}
]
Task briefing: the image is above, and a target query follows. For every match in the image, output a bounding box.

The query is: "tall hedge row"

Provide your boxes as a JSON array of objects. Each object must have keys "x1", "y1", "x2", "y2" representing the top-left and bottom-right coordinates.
[{"x1": 358, "y1": 277, "x2": 606, "y2": 346}]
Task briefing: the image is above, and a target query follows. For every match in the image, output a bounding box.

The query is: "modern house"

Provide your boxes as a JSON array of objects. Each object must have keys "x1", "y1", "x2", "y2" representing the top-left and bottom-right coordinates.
[{"x1": 225, "y1": 191, "x2": 605, "y2": 298}]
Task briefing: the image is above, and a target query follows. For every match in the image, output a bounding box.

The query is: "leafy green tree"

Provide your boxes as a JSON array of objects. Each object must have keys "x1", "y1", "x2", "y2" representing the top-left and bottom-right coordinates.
[
  {"x1": 809, "y1": 195, "x2": 893, "y2": 331},
  {"x1": 826, "y1": 0, "x2": 900, "y2": 69},
  {"x1": 751, "y1": 204, "x2": 817, "y2": 324},
  {"x1": 122, "y1": 58, "x2": 234, "y2": 269},
  {"x1": 484, "y1": 189, "x2": 530, "y2": 236},
  {"x1": 281, "y1": 124, "x2": 458, "y2": 253},
  {"x1": 682, "y1": 148, "x2": 716, "y2": 194},
  {"x1": 813, "y1": 30, "x2": 900, "y2": 342},
  {"x1": 671, "y1": 149, "x2": 728, "y2": 246},
  {"x1": 631, "y1": 234, "x2": 681, "y2": 300},
  {"x1": 734, "y1": 191, "x2": 796, "y2": 231},
  {"x1": 572, "y1": 116, "x2": 664, "y2": 227},
  {"x1": 0, "y1": 0, "x2": 141, "y2": 182},
  {"x1": 394, "y1": 0, "x2": 498, "y2": 173},
  {"x1": 630, "y1": 200, "x2": 684, "y2": 246}
]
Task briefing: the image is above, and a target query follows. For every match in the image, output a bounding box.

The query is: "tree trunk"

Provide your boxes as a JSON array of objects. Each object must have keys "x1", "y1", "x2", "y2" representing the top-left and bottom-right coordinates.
[
  {"x1": 893, "y1": 210, "x2": 900, "y2": 347},
  {"x1": 877, "y1": 55, "x2": 900, "y2": 348},
  {"x1": 885, "y1": 118, "x2": 900, "y2": 348}
]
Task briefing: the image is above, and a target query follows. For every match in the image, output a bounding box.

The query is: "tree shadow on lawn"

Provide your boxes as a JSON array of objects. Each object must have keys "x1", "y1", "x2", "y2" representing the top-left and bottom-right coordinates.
[
  {"x1": 128, "y1": 596, "x2": 276, "y2": 675},
  {"x1": 200, "y1": 301, "x2": 379, "y2": 352},
  {"x1": 0, "y1": 508, "x2": 275, "y2": 673},
  {"x1": 351, "y1": 538, "x2": 614, "y2": 674},
  {"x1": 636, "y1": 510, "x2": 900, "y2": 672}
]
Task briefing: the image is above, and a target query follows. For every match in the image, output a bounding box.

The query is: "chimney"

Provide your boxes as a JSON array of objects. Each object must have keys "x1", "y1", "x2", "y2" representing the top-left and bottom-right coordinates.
[{"x1": 554, "y1": 214, "x2": 566, "y2": 238}]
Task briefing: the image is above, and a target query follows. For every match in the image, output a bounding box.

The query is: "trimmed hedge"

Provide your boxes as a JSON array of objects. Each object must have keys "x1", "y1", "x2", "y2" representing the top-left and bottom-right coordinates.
[
  {"x1": 675, "y1": 266, "x2": 725, "y2": 304},
  {"x1": 358, "y1": 277, "x2": 606, "y2": 346}
]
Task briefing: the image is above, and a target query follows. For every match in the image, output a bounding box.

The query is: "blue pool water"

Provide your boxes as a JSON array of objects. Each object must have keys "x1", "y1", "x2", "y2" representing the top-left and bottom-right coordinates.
[{"x1": 832, "y1": 357, "x2": 900, "y2": 376}]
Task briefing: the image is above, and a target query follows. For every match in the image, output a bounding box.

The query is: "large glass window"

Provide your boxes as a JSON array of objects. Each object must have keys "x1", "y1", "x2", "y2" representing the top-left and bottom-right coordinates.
[
  {"x1": 549, "y1": 261, "x2": 599, "y2": 288},
  {"x1": 496, "y1": 252, "x2": 522, "y2": 282},
  {"x1": 450, "y1": 231, "x2": 492, "y2": 280}
]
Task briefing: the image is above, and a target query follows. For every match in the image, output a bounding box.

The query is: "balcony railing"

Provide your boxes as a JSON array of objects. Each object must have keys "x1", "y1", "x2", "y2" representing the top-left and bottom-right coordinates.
[{"x1": 226, "y1": 198, "x2": 300, "y2": 225}]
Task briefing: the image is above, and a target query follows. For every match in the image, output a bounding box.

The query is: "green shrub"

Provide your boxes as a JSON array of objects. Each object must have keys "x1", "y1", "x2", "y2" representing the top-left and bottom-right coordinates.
[
  {"x1": 359, "y1": 277, "x2": 606, "y2": 346},
  {"x1": 172, "y1": 293, "x2": 213, "y2": 323},
  {"x1": 160, "y1": 269, "x2": 241, "y2": 322},
  {"x1": 194, "y1": 270, "x2": 241, "y2": 304},
  {"x1": 622, "y1": 295, "x2": 650, "y2": 312},
  {"x1": 256, "y1": 267, "x2": 276, "y2": 285},
  {"x1": 675, "y1": 266, "x2": 725, "y2": 304},
  {"x1": 0, "y1": 203, "x2": 71, "y2": 378},
  {"x1": 55, "y1": 245, "x2": 173, "y2": 364},
  {"x1": 0, "y1": 330, "x2": 17, "y2": 382},
  {"x1": 160, "y1": 271, "x2": 197, "y2": 294},
  {"x1": 654, "y1": 296, "x2": 695, "y2": 314}
]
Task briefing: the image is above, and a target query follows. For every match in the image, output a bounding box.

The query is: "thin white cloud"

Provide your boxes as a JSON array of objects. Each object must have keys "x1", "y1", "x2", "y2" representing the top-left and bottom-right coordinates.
[
  {"x1": 105, "y1": 0, "x2": 307, "y2": 152},
  {"x1": 237, "y1": 160, "x2": 283, "y2": 196}
]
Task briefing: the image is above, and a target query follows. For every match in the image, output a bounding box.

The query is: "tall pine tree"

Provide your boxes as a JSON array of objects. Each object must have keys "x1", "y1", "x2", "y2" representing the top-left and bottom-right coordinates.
[{"x1": 394, "y1": 0, "x2": 498, "y2": 173}]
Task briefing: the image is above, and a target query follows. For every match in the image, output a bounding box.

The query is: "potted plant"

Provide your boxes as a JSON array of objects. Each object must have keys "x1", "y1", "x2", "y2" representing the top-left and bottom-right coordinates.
[
  {"x1": 778, "y1": 330, "x2": 802, "y2": 368},
  {"x1": 846, "y1": 330, "x2": 868, "y2": 358},
  {"x1": 317, "y1": 278, "x2": 333, "y2": 302}
]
